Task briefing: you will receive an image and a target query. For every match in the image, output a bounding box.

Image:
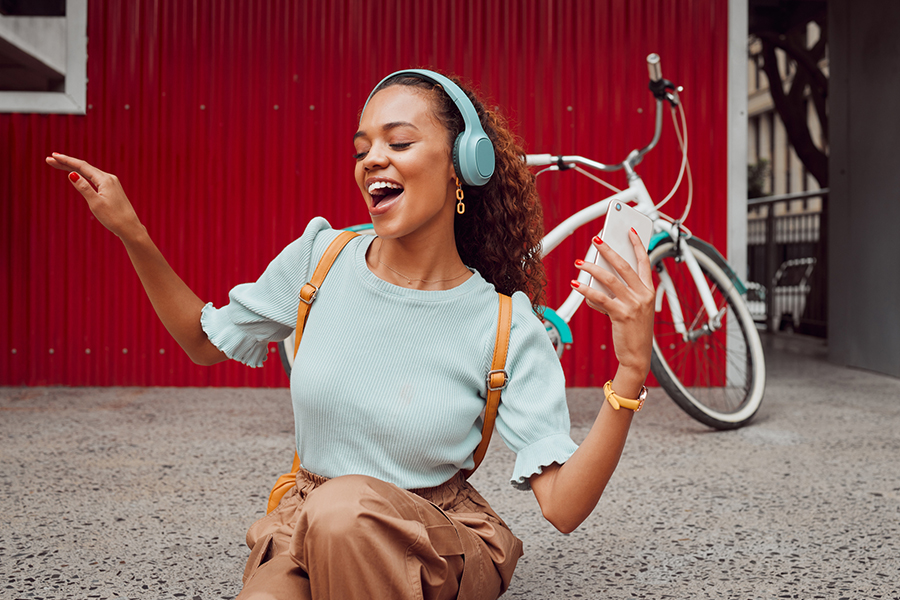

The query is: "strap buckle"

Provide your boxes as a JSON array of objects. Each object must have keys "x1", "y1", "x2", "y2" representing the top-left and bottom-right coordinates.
[
  {"x1": 486, "y1": 369, "x2": 509, "y2": 392},
  {"x1": 298, "y1": 283, "x2": 319, "y2": 305}
]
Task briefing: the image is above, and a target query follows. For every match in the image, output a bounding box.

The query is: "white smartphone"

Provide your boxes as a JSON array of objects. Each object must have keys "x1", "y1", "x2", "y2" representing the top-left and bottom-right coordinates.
[{"x1": 589, "y1": 201, "x2": 653, "y2": 298}]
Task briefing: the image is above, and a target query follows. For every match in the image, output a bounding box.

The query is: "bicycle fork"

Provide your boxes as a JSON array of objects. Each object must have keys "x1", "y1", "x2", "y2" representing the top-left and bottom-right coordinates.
[{"x1": 654, "y1": 227, "x2": 722, "y2": 341}]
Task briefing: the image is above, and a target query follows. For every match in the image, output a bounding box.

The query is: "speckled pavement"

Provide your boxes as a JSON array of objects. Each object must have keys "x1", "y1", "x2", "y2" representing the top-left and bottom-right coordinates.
[{"x1": 3, "y1": 334, "x2": 899, "y2": 599}]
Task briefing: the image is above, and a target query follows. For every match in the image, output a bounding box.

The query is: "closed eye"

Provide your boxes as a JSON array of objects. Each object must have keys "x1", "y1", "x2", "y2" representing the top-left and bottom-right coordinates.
[{"x1": 353, "y1": 142, "x2": 413, "y2": 161}]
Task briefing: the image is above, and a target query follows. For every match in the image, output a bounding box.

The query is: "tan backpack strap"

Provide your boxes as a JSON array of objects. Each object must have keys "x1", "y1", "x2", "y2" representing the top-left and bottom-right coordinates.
[
  {"x1": 292, "y1": 230, "x2": 358, "y2": 359},
  {"x1": 464, "y1": 293, "x2": 513, "y2": 479},
  {"x1": 267, "y1": 229, "x2": 357, "y2": 515}
]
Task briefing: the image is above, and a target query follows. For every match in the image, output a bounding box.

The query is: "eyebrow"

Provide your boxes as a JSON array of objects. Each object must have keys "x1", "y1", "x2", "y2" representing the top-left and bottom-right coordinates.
[{"x1": 353, "y1": 121, "x2": 419, "y2": 141}]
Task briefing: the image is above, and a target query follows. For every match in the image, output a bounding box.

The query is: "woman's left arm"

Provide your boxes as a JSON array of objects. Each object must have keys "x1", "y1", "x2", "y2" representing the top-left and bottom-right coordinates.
[{"x1": 529, "y1": 230, "x2": 655, "y2": 534}]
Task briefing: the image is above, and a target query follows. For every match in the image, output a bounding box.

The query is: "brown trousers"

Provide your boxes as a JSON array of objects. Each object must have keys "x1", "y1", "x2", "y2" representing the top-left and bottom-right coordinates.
[{"x1": 237, "y1": 468, "x2": 523, "y2": 600}]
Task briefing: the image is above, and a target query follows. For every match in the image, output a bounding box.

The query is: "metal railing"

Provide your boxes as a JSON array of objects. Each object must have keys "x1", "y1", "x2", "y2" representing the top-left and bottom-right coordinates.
[{"x1": 747, "y1": 189, "x2": 828, "y2": 337}]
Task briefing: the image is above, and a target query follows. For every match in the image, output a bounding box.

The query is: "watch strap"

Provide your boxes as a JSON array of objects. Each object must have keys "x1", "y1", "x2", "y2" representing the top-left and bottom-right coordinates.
[{"x1": 603, "y1": 380, "x2": 647, "y2": 412}]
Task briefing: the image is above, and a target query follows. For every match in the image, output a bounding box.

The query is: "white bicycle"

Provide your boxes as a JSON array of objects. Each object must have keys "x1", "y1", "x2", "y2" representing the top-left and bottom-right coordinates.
[
  {"x1": 527, "y1": 54, "x2": 765, "y2": 429},
  {"x1": 280, "y1": 54, "x2": 766, "y2": 430}
]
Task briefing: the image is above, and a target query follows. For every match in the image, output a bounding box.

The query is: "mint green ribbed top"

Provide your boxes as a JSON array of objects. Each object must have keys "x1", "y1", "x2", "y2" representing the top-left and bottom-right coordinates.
[{"x1": 201, "y1": 218, "x2": 578, "y2": 490}]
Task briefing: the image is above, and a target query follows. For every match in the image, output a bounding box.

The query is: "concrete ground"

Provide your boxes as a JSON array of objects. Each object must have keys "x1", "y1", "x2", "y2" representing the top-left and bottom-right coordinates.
[{"x1": 2, "y1": 333, "x2": 899, "y2": 599}]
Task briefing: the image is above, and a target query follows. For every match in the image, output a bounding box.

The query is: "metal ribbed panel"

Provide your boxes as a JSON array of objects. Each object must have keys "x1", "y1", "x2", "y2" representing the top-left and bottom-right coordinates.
[{"x1": 1, "y1": 0, "x2": 728, "y2": 387}]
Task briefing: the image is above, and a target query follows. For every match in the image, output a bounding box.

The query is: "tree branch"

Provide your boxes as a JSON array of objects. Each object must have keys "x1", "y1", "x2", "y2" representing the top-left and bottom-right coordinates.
[{"x1": 761, "y1": 41, "x2": 829, "y2": 187}]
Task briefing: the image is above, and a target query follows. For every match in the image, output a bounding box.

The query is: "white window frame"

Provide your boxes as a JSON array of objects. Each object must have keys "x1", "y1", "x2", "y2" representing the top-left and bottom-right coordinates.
[{"x1": 0, "y1": 0, "x2": 87, "y2": 115}]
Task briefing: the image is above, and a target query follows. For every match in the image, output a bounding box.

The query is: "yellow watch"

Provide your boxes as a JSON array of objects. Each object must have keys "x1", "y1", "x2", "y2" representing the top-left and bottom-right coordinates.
[{"x1": 603, "y1": 380, "x2": 647, "y2": 412}]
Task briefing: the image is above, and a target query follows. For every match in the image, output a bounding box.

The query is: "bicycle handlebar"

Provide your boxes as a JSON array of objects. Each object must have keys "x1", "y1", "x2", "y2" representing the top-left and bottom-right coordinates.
[
  {"x1": 647, "y1": 53, "x2": 679, "y2": 106},
  {"x1": 647, "y1": 53, "x2": 662, "y2": 82},
  {"x1": 526, "y1": 53, "x2": 676, "y2": 173},
  {"x1": 525, "y1": 153, "x2": 620, "y2": 172}
]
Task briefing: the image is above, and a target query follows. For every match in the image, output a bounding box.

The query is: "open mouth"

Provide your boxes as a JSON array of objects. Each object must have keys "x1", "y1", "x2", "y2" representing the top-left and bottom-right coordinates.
[{"x1": 367, "y1": 180, "x2": 404, "y2": 207}]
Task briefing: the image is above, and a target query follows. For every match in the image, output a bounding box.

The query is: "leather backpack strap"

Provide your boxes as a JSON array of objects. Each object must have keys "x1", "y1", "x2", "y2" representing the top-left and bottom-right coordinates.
[
  {"x1": 463, "y1": 293, "x2": 513, "y2": 479},
  {"x1": 292, "y1": 230, "x2": 359, "y2": 358},
  {"x1": 267, "y1": 229, "x2": 357, "y2": 514}
]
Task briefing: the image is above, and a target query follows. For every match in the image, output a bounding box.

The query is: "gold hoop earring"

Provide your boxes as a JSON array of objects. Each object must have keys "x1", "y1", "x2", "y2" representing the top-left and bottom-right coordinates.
[{"x1": 455, "y1": 178, "x2": 465, "y2": 215}]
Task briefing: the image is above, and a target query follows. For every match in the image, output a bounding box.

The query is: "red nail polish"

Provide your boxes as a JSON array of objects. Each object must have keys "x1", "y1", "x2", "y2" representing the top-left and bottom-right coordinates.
[
  {"x1": 575, "y1": 259, "x2": 584, "y2": 266},
  {"x1": 593, "y1": 235, "x2": 603, "y2": 245},
  {"x1": 570, "y1": 280, "x2": 581, "y2": 288},
  {"x1": 68, "y1": 171, "x2": 79, "y2": 182},
  {"x1": 631, "y1": 227, "x2": 637, "y2": 235}
]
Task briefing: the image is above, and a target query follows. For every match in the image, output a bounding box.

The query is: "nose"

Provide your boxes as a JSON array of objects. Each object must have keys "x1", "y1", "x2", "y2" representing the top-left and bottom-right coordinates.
[{"x1": 362, "y1": 143, "x2": 388, "y2": 171}]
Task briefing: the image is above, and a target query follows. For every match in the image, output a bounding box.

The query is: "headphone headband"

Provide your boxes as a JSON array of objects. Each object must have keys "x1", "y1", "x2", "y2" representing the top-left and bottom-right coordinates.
[{"x1": 361, "y1": 69, "x2": 495, "y2": 187}]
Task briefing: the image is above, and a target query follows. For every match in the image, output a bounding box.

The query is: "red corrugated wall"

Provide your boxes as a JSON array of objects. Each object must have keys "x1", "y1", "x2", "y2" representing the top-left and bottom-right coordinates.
[{"x1": 1, "y1": 0, "x2": 728, "y2": 387}]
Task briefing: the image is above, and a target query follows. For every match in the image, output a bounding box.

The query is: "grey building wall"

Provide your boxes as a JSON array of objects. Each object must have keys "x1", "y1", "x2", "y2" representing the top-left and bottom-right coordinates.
[{"x1": 829, "y1": 0, "x2": 900, "y2": 377}]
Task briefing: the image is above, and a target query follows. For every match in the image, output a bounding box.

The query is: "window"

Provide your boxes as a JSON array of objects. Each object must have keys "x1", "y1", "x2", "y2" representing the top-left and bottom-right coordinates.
[{"x1": 0, "y1": 0, "x2": 87, "y2": 114}]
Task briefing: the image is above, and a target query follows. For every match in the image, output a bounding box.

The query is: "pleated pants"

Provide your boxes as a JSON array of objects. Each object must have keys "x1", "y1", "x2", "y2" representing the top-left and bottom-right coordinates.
[{"x1": 237, "y1": 467, "x2": 524, "y2": 600}]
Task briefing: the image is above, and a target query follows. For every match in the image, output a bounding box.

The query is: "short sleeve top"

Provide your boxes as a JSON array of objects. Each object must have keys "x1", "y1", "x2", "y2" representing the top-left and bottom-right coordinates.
[{"x1": 201, "y1": 218, "x2": 579, "y2": 489}]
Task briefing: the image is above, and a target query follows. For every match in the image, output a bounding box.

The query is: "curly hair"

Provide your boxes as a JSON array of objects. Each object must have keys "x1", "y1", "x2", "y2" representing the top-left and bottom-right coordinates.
[{"x1": 372, "y1": 73, "x2": 546, "y2": 311}]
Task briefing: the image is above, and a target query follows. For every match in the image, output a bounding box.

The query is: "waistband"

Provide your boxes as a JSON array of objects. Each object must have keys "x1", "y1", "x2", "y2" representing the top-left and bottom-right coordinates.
[{"x1": 295, "y1": 466, "x2": 470, "y2": 506}]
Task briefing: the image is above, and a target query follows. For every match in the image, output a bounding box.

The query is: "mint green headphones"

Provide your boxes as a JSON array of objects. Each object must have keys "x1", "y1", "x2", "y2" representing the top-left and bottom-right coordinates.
[{"x1": 362, "y1": 69, "x2": 496, "y2": 187}]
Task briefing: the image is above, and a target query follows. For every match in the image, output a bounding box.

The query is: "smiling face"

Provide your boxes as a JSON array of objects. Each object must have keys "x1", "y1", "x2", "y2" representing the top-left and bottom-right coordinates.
[{"x1": 353, "y1": 85, "x2": 458, "y2": 241}]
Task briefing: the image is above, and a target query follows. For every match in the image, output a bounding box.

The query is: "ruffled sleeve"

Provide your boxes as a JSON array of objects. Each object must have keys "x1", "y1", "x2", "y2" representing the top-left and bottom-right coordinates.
[
  {"x1": 200, "y1": 217, "x2": 339, "y2": 367},
  {"x1": 494, "y1": 292, "x2": 580, "y2": 490}
]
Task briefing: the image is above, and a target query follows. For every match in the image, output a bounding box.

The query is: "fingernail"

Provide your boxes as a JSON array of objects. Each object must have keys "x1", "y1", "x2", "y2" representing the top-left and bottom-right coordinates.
[
  {"x1": 631, "y1": 227, "x2": 638, "y2": 235},
  {"x1": 570, "y1": 280, "x2": 581, "y2": 288},
  {"x1": 593, "y1": 235, "x2": 603, "y2": 245},
  {"x1": 575, "y1": 259, "x2": 584, "y2": 266},
  {"x1": 68, "y1": 172, "x2": 79, "y2": 182}
]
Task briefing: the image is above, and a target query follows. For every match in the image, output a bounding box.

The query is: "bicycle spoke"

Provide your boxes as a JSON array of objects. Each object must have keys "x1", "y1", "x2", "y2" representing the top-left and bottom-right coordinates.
[{"x1": 650, "y1": 242, "x2": 765, "y2": 428}]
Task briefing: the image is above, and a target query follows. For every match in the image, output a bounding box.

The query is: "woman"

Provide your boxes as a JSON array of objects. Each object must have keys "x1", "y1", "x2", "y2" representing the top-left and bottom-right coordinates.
[{"x1": 46, "y1": 70, "x2": 654, "y2": 599}]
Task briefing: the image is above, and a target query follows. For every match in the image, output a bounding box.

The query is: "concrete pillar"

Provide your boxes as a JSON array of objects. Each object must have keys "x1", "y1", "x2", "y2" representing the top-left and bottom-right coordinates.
[{"x1": 829, "y1": 0, "x2": 900, "y2": 377}]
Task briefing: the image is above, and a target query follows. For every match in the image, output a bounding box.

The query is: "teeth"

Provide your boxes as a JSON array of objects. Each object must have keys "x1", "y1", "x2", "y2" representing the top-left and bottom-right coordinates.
[{"x1": 367, "y1": 181, "x2": 403, "y2": 195}]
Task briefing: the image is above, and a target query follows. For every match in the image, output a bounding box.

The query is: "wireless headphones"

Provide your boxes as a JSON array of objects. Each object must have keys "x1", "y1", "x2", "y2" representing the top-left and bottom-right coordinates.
[{"x1": 362, "y1": 69, "x2": 495, "y2": 187}]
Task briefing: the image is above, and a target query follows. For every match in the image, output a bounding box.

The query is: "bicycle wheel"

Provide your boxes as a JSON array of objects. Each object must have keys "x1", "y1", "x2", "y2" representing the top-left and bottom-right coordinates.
[
  {"x1": 543, "y1": 319, "x2": 566, "y2": 358},
  {"x1": 277, "y1": 336, "x2": 294, "y2": 378},
  {"x1": 649, "y1": 242, "x2": 766, "y2": 429}
]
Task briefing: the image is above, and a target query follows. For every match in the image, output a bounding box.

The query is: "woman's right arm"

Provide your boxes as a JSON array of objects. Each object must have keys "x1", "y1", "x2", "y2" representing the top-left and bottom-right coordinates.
[{"x1": 46, "y1": 152, "x2": 227, "y2": 366}]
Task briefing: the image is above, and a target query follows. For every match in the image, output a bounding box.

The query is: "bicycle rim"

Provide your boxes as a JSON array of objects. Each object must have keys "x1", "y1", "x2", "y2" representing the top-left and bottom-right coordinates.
[{"x1": 650, "y1": 242, "x2": 766, "y2": 429}]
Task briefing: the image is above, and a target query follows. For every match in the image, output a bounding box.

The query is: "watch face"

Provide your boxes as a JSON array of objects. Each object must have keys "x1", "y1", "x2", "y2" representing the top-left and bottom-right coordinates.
[{"x1": 635, "y1": 386, "x2": 648, "y2": 412}]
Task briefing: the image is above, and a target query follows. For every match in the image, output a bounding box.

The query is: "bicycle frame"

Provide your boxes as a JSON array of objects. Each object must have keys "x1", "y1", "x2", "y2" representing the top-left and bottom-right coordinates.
[{"x1": 535, "y1": 166, "x2": 721, "y2": 345}]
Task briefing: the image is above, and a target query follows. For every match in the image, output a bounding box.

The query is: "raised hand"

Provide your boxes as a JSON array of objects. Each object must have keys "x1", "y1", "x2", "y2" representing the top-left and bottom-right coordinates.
[
  {"x1": 44, "y1": 152, "x2": 226, "y2": 366},
  {"x1": 571, "y1": 230, "x2": 655, "y2": 380},
  {"x1": 529, "y1": 230, "x2": 655, "y2": 533},
  {"x1": 45, "y1": 152, "x2": 143, "y2": 239}
]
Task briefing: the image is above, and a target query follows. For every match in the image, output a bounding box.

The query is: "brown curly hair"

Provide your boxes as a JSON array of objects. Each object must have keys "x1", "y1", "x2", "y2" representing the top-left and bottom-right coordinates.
[{"x1": 372, "y1": 73, "x2": 546, "y2": 311}]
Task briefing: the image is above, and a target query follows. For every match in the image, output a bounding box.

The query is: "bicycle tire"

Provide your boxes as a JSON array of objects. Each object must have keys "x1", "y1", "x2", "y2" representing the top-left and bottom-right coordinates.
[
  {"x1": 649, "y1": 242, "x2": 766, "y2": 429},
  {"x1": 277, "y1": 337, "x2": 294, "y2": 378}
]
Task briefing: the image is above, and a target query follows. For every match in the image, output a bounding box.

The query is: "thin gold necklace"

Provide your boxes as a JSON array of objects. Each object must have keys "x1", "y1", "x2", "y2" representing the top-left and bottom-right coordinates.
[{"x1": 376, "y1": 245, "x2": 469, "y2": 285}]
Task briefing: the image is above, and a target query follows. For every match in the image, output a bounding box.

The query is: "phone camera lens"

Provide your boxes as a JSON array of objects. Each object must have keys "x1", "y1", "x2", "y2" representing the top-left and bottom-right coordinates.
[{"x1": 615, "y1": 203, "x2": 622, "y2": 211}]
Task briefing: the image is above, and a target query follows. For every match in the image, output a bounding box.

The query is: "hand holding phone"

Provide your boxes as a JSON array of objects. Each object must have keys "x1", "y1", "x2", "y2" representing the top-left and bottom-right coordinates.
[{"x1": 589, "y1": 202, "x2": 653, "y2": 298}]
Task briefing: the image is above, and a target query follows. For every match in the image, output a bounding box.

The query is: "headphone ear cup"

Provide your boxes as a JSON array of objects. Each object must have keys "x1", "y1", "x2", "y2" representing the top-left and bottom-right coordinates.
[{"x1": 454, "y1": 130, "x2": 494, "y2": 187}]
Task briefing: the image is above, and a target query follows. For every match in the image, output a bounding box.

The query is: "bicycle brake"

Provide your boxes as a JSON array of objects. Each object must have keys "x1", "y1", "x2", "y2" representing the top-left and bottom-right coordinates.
[
  {"x1": 555, "y1": 156, "x2": 573, "y2": 171},
  {"x1": 649, "y1": 78, "x2": 679, "y2": 108}
]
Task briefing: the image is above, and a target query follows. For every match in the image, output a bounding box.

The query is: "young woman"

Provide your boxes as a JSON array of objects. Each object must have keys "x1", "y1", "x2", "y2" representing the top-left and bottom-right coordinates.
[{"x1": 46, "y1": 70, "x2": 654, "y2": 600}]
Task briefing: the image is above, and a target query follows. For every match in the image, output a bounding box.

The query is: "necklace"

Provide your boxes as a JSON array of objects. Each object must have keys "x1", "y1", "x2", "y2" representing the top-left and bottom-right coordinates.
[
  {"x1": 373, "y1": 240, "x2": 470, "y2": 285},
  {"x1": 378, "y1": 258, "x2": 470, "y2": 285}
]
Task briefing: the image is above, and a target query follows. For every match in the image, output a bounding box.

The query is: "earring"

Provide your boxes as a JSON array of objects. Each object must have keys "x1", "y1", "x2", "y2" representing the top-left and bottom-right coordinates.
[{"x1": 455, "y1": 178, "x2": 465, "y2": 215}]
